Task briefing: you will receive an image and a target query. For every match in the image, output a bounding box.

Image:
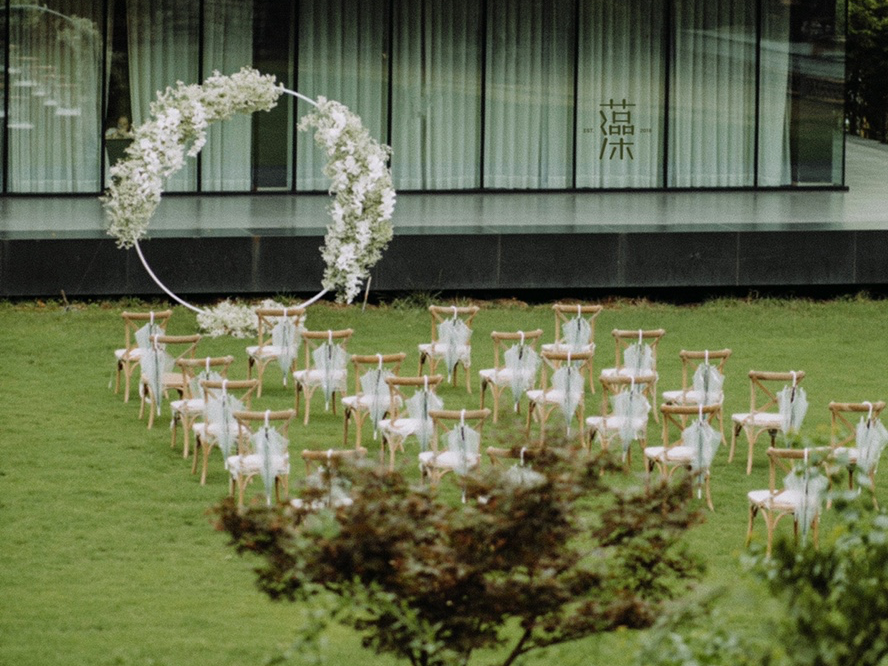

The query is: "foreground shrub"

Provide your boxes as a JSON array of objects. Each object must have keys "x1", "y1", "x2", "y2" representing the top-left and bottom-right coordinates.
[{"x1": 215, "y1": 448, "x2": 704, "y2": 666}]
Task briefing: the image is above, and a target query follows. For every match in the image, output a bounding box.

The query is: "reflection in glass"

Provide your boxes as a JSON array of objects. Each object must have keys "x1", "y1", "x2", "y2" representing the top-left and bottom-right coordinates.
[
  {"x1": 576, "y1": 0, "x2": 664, "y2": 188},
  {"x1": 391, "y1": 0, "x2": 482, "y2": 190},
  {"x1": 9, "y1": 1, "x2": 102, "y2": 192},
  {"x1": 669, "y1": 0, "x2": 756, "y2": 187},
  {"x1": 295, "y1": 0, "x2": 390, "y2": 192},
  {"x1": 484, "y1": 0, "x2": 575, "y2": 190}
]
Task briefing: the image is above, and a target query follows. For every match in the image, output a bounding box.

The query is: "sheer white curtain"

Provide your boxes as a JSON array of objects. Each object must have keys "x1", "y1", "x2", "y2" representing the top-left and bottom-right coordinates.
[
  {"x1": 758, "y1": 0, "x2": 791, "y2": 186},
  {"x1": 201, "y1": 0, "x2": 254, "y2": 192},
  {"x1": 8, "y1": 1, "x2": 102, "y2": 192},
  {"x1": 669, "y1": 0, "x2": 756, "y2": 187},
  {"x1": 391, "y1": 0, "x2": 482, "y2": 190},
  {"x1": 127, "y1": 0, "x2": 198, "y2": 192},
  {"x1": 484, "y1": 0, "x2": 575, "y2": 189},
  {"x1": 295, "y1": 0, "x2": 389, "y2": 192},
  {"x1": 576, "y1": 0, "x2": 664, "y2": 188}
]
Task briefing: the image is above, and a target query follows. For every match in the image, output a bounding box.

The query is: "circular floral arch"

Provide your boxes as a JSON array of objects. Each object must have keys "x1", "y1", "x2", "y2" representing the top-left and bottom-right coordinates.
[{"x1": 102, "y1": 68, "x2": 395, "y2": 309}]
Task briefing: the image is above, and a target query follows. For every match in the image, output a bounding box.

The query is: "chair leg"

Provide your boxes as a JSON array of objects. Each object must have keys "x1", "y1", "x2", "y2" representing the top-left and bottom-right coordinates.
[
  {"x1": 170, "y1": 414, "x2": 179, "y2": 449},
  {"x1": 745, "y1": 504, "x2": 758, "y2": 547},
  {"x1": 729, "y1": 423, "x2": 741, "y2": 463},
  {"x1": 464, "y1": 362, "x2": 471, "y2": 394},
  {"x1": 343, "y1": 408, "x2": 351, "y2": 447},
  {"x1": 746, "y1": 428, "x2": 757, "y2": 475}
]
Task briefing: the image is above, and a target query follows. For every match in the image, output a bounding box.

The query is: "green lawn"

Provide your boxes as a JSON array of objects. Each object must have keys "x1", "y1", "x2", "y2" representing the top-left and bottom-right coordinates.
[{"x1": 1, "y1": 294, "x2": 885, "y2": 666}]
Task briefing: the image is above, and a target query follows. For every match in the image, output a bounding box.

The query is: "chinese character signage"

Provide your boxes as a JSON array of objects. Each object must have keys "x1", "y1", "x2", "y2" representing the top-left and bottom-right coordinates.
[{"x1": 599, "y1": 98, "x2": 635, "y2": 160}]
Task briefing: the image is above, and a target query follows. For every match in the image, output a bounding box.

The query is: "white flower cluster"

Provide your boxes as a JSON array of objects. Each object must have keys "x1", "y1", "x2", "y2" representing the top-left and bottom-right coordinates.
[
  {"x1": 298, "y1": 98, "x2": 396, "y2": 304},
  {"x1": 196, "y1": 298, "x2": 287, "y2": 338},
  {"x1": 103, "y1": 68, "x2": 283, "y2": 249}
]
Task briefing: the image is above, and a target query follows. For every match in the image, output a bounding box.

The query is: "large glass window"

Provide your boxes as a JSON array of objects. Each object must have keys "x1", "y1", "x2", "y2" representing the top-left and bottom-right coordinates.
[
  {"x1": 669, "y1": 0, "x2": 757, "y2": 187},
  {"x1": 576, "y1": 0, "x2": 665, "y2": 188},
  {"x1": 391, "y1": 0, "x2": 482, "y2": 191},
  {"x1": 295, "y1": 0, "x2": 390, "y2": 192},
  {"x1": 484, "y1": 0, "x2": 576, "y2": 189},
  {"x1": 9, "y1": 1, "x2": 102, "y2": 193}
]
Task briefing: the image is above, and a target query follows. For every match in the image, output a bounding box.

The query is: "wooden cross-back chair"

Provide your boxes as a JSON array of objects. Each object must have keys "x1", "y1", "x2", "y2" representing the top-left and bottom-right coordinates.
[
  {"x1": 479, "y1": 329, "x2": 544, "y2": 423},
  {"x1": 138, "y1": 334, "x2": 201, "y2": 429},
  {"x1": 486, "y1": 445, "x2": 543, "y2": 467},
  {"x1": 191, "y1": 379, "x2": 259, "y2": 485},
  {"x1": 542, "y1": 304, "x2": 603, "y2": 381},
  {"x1": 643, "y1": 403, "x2": 723, "y2": 511},
  {"x1": 169, "y1": 355, "x2": 235, "y2": 459},
  {"x1": 227, "y1": 409, "x2": 297, "y2": 507},
  {"x1": 730, "y1": 370, "x2": 805, "y2": 475},
  {"x1": 293, "y1": 328, "x2": 354, "y2": 425},
  {"x1": 113, "y1": 309, "x2": 173, "y2": 402},
  {"x1": 746, "y1": 446, "x2": 828, "y2": 556},
  {"x1": 378, "y1": 374, "x2": 445, "y2": 471},
  {"x1": 585, "y1": 372, "x2": 655, "y2": 462},
  {"x1": 600, "y1": 328, "x2": 666, "y2": 422},
  {"x1": 246, "y1": 307, "x2": 306, "y2": 397},
  {"x1": 341, "y1": 352, "x2": 407, "y2": 448},
  {"x1": 526, "y1": 350, "x2": 593, "y2": 445},
  {"x1": 661, "y1": 348, "x2": 732, "y2": 441},
  {"x1": 418, "y1": 305, "x2": 480, "y2": 392},
  {"x1": 301, "y1": 447, "x2": 368, "y2": 475},
  {"x1": 828, "y1": 400, "x2": 887, "y2": 507},
  {"x1": 420, "y1": 408, "x2": 491, "y2": 486}
]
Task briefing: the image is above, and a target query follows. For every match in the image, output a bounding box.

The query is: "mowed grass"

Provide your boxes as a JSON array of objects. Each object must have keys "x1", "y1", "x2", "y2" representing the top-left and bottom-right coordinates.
[{"x1": 1, "y1": 294, "x2": 885, "y2": 666}]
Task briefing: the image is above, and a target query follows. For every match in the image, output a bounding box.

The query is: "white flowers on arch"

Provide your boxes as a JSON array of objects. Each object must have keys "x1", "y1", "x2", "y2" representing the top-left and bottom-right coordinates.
[{"x1": 101, "y1": 67, "x2": 395, "y2": 317}]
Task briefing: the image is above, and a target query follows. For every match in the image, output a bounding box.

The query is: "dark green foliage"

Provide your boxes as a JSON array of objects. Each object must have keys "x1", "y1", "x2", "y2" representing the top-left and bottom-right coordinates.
[
  {"x1": 752, "y1": 494, "x2": 888, "y2": 666},
  {"x1": 847, "y1": 0, "x2": 888, "y2": 140},
  {"x1": 216, "y1": 448, "x2": 703, "y2": 666}
]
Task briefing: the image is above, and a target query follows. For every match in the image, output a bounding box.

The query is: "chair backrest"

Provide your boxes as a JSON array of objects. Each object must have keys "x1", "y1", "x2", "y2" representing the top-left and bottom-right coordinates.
[
  {"x1": 301, "y1": 328, "x2": 354, "y2": 367},
  {"x1": 747, "y1": 370, "x2": 805, "y2": 414},
  {"x1": 765, "y1": 446, "x2": 831, "y2": 495},
  {"x1": 385, "y1": 374, "x2": 445, "y2": 420},
  {"x1": 120, "y1": 310, "x2": 173, "y2": 351},
  {"x1": 176, "y1": 355, "x2": 235, "y2": 398},
  {"x1": 490, "y1": 329, "x2": 543, "y2": 369},
  {"x1": 486, "y1": 445, "x2": 543, "y2": 466},
  {"x1": 350, "y1": 352, "x2": 407, "y2": 394},
  {"x1": 660, "y1": 403, "x2": 721, "y2": 449},
  {"x1": 597, "y1": 372, "x2": 657, "y2": 415},
  {"x1": 232, "y1": 409, "x2": 297, "y2": 454},
  {"x1": 301, "y1": 447, "x2": 368, "y2": 474},
  {"x1": 612, "y1": 328, "x2": 666, "y2": 373},
  {"x1": 828, "y1": 401, "x2": 887, "y2": 448},
  {"x1": 677, "y1": 349, "x2": 731, "y2": 390},
  {"x1": 149, "y1": 334, "x2": 201, "y2": 361},
  {"x1": 539, "y1": 349, "x2": 594, "y2": 391},
  {"x1": 427, "y1": 408, "x2": 491, "y2": 453},
  {"x1": 428, "y1": 305, "x2": 479, "y2": 343},
  {"x1": 552, "y1": 303, "x2": 602, "y2": 346},
  {"x1": 254, "y1": 307, "x2": 306, "y2": 347},
  {"x1": 200, "y1": 379, "x2": 259, "y2": 412}
]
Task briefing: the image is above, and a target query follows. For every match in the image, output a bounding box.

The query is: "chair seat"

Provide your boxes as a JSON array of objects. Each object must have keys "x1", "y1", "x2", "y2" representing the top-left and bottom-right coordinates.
[
  {"x1": 833, "y1": 446, "x2": 860, "y2": 464},
  {"x1": 291, "y1": 495, "x2": 353, "y2": 510},
  {"x1": 478, "y1": 367, "x2": 513, "y2": 384},
  {"x1": 527, "y1": 388, "x2": 572, "y2": 405},
  {"x1": 541, "y1": 342, "x2": 595, "y2": 355},
  {"x1": 379, "y1": 417, "x2": 422, "y2": 439},
  {"x1": 586, "y1": 415, "x2": 648, "y2": 433},
  {"x1": 732, "y1": 412, "x2": 782, "y2": 428},
  {"x1": 170, "y1": 398, "x2": 205, "y2": 415},
  {"x1": 748, "y1": 488, "x2": 803, "y2": 511},
  {"x1": 115, "y1": 347, "x2": 143, "y2": 361},
  {"x1": 293, "y1": 368, "x2": 347, "y2": 386},
  {"x1": 141, "y1": 371, "x2": 184, "y2": 389},
  {"x1": 192, "y1": 421, "x2": 242, "y2": 440},
  {"x1": 418, "y1": 343, "x2": 471, "y2": 364},
  {"x1": 418, "y1": 450, "x2": 480, "y2": 470},
  {"x1": 226, "y1": 453, "x2": 289, "y2": 478},
  {"x1": 600, "y1": 367, "x2": 658, "y2": 381},
  {"x1": 662, "y1": 389, "x2": 724, "y2": 405},
  {"x1": 643, "y1": 445, "x2": 696, "y2": 464},
  {"x1": 342, "y1": 394, "x2": 400, "y2": 411},
  {"x1": 246, "y1": 344, "x2": 292, "y2": 359}
]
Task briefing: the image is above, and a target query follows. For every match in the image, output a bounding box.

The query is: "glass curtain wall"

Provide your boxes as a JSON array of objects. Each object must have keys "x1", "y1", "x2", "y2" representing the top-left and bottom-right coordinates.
[
  {"x1": 576, "y1": 0, "x2": 665, "y2": 188},
  {"x1": 484, "y1": 0, "x2": 575, "y2": 189},
  {"x1": 0, "y1": 0, "x2": 846, "y2": 194},
  {"x1": 391, "y1": 0, "x2": 482, "y2": 190},
  {"x1": 8, "y1": 1, "x2": 102, "y2": 192},
  {"x1": 294, "y1": 0, "x2": 389, "y2": 192}
]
